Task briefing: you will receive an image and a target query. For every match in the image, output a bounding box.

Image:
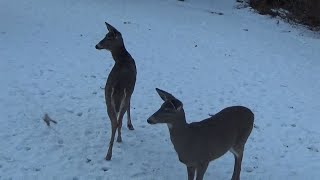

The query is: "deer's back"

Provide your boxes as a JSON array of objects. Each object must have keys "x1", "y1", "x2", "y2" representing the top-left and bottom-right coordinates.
[
  {"x1": 106, "y1": 61, "x2": 136, "y2": 90},
  {"x1": 105, "y1": 60, "x2": 136, "y2": 111},
  {"x1": 198, "y1": 106, "x2": 253, "y2": 127}
]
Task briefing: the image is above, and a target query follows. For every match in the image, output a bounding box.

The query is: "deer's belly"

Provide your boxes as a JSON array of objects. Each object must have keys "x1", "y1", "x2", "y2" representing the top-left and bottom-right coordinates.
[{"x1": 174, "y1": 139, "x2": 233, "y2": 165}]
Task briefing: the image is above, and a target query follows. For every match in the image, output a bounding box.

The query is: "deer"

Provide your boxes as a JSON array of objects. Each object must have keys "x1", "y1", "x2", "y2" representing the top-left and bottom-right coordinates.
[
  {"x1": 147, "y1": 88, "x2": 254, "y2": 180},
  {"x1": 95, "y1": 22, "x2": 137, "y2": 160}
]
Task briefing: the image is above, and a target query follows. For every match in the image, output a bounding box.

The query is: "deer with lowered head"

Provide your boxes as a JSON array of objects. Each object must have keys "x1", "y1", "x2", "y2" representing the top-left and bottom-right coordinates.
[
  {"x1": 95, "y1": 22, "x2": 137, "y2": 160},
  {"x1": 147, "y1": 88, "x2": 254, "y2": 180}
]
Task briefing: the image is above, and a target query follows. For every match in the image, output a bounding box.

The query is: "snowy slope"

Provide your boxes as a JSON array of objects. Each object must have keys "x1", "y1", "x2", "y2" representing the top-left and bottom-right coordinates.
[{"x1": 0, "y1": 0, "x2": 319, "y2": 179}]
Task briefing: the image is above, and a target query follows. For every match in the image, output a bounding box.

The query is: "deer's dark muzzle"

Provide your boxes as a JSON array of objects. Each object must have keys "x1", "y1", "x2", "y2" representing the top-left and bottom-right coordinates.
[
  {"x1": 147, "y1": 117, "x2": 157, "y2": 124},
  {"x1": 95, "y1": 44, "x2": 102, "y2": 50}
]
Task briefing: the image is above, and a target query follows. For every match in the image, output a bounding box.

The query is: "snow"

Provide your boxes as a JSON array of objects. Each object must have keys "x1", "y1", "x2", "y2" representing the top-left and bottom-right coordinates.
[{"x1": 1, "y1": 0, "x2": 319, "y2": 179}]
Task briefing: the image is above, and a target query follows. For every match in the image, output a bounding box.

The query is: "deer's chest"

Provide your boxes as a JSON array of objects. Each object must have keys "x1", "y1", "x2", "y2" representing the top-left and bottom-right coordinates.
[{"x1": 170, "y1": 133, "x2": 211, "y2": 165}]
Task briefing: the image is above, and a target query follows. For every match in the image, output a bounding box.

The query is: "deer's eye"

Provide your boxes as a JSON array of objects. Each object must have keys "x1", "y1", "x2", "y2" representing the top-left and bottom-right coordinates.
[
  {"x1": 164, "y1": 106, "x2": 176, "y2": 112},
  {"x1": 105, "y1": 35, "x2": 112, "y2": 40}
]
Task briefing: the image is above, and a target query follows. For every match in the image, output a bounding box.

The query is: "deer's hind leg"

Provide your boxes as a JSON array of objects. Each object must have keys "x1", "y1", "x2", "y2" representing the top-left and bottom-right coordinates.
[
  {"x1": 116, "y1": 108, "x2": 127, "y2": 143},
  {"x1": 105, "y1": 100, "x2": 118, "y2": 160},
  {"x1": 116, "y1": 89, "x2": 129, "y2": 143},
  {"x1": 195, "y1": 162, "x2": 209, "y2": 180},
  {"x1": 230, "y1": 145, "x2": 244, "y2": 180},
  {"x1": 230, "y1": 123, "x2": 253, "y2": 179},
  {"x1": 187, "y1": 166, "x2": 196, "y2": 180},
  {"x1": 126, "y1": 99, "x2": 134, "y2": 130}
]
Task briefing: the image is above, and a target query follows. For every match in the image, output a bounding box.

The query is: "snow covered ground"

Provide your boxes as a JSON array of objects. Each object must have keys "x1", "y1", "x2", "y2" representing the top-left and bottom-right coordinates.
[{"x1": 1, "y1": 0, "x2": 319, "y2": 179}]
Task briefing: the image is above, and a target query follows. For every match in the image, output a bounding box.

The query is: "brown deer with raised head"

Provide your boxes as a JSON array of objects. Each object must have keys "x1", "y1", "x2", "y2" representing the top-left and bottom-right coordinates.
[
  {"x1": 147, "y1": 88, "x2": 254, "y2": 180},
  {"x1": 95, "y1": 22, "x2": 137, "y2": 160}
]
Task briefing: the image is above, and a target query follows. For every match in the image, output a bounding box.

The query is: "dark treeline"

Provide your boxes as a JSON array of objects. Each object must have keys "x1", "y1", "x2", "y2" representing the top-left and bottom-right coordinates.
[{"x1": 249, "y1": 0, "x2": 320, "y2": 30}]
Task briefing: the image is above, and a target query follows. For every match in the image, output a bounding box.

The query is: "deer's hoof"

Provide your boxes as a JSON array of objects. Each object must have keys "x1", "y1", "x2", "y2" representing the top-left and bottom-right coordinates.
[
  {"x1": 128, "y1": 124, "x2": 134, "y2": 130},
  {"x1": 117, "y1": 136, "x2": 122, "y2": 143},
  {"x1": 105, "y1": 154, "x2": 112, "y2": 161}
]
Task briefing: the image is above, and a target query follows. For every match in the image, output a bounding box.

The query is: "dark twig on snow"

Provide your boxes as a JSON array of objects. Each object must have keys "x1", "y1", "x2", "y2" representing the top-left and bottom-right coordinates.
[
  {"x1": 43, "y1": 113, "x2": 57, "y2": 126},
  {"x1": 209, "y1": 11, "x2": 224, "y2": 15}
]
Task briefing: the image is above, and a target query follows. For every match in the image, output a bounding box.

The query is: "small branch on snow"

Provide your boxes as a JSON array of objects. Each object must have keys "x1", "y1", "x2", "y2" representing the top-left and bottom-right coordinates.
[
  {"x1": 209, "y1": 11, "x2": 224, "y2": 15},
  {"x1": 43, "y1": 113, "x2": 57, "y2": 126}
]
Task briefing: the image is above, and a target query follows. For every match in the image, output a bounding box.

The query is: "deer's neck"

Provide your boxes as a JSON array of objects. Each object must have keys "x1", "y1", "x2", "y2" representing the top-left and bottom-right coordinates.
[
  {"x1": 167, "y1": 114, "x2": 188, "y2": 136},
  {"x1": 167, "y1": 114, "x2": 191, "y2": 160},
  {"x1": 111, "y1": 45, "x2": 132, "y2": 63}
]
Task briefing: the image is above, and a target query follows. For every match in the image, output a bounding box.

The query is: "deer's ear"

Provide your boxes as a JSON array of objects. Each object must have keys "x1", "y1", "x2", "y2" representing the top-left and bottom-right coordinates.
[
  {"x1": 105, "y1": 22, "x2": 115, "y2": 33},
  {"x1": 105, "y1": 22, "x2": 121, "y2": 37},
  {"x1": 156, "y1": 88, "x2": 176, "y2": 101},
  {"x1": 171, "y1": 99, "x2": 183, "y2": 111}
]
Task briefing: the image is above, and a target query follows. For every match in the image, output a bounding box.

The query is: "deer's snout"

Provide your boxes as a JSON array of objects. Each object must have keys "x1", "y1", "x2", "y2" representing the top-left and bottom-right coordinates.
[
  {"x1": 95, "y1": 44, "x2": 102, "y2": 50},
  {"x1": 147, "y1": 117, "x2": 157, "y2": 124}
]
